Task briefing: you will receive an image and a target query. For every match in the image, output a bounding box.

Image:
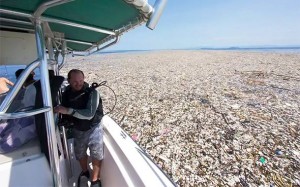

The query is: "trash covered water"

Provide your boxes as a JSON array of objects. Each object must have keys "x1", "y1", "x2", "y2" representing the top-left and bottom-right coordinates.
[{"x1": 62, "y1": 50, "x2": 300, "y2": 186}]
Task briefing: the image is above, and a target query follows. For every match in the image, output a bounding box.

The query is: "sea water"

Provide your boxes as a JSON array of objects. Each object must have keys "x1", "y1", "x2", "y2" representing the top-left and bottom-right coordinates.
[{"x1": 0, "y1": 65, "x2": 40, "y2": 83}]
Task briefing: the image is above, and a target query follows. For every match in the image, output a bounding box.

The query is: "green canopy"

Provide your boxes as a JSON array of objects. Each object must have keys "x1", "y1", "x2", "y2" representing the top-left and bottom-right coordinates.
[{"x1": 0, "y1": 0, "x2": 154, "y2": 52}]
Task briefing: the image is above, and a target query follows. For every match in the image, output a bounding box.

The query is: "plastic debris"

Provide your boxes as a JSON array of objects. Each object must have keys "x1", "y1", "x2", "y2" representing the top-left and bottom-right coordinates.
[
  {"x1": 131, "y1": 134, "x2": 139, "y2": 141},
  {"x1": 159, "y1": 128, "x2": 171, "y2": 136},
  {"x1": 259, "y1": 157, "x2": 267, "y2": 164},
  {"x1": 63, "y1": 50, "x2": 300, "y2": 187},
  {"x1": 275, "y1": 149, "x2": 283, "y2": 155}
]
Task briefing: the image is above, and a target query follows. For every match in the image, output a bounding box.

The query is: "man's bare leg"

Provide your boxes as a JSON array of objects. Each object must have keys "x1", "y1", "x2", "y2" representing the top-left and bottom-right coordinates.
[
  {"x1": 91, "y1": 159, "x2": 102, "y2": 181},
  {"x1": 79, "y1": 156, "x2": 88, "y2": 172},
  {"x1": 78, "y1": 156, "x2": 90, "y2": 185}
]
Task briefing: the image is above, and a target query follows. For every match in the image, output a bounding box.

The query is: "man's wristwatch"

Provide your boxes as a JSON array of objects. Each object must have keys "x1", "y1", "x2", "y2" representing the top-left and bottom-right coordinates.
[{"x1": 71, "y1": 109, "x2": 76, "y2": 116}]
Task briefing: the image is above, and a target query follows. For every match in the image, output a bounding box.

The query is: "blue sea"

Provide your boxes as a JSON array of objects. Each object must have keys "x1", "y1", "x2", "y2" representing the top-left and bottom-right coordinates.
[{"x1": 0, "y1": 65, "x2": 40, "y2": 83}]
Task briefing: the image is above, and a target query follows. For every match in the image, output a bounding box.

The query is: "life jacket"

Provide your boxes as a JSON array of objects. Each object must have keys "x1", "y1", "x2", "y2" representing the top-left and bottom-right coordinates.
[{"x1": 61, "y1": 83, "x2": 103, "y2": 131}]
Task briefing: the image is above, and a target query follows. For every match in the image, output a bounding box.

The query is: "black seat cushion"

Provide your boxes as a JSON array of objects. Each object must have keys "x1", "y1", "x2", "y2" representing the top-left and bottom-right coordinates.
[{"x1": 34, "y1": 73, "x2": 65, "y2": 162}]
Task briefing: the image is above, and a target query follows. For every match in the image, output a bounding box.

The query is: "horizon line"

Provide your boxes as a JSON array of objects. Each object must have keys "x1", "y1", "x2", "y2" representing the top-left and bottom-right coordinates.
[{"x1": 103, "y1": 45, "x2": 300, "y2": 52}]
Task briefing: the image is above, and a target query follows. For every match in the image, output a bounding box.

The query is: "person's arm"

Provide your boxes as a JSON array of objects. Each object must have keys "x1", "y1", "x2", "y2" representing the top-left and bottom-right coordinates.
[
  {"x1": 55, "y1": 90, "x2": 100, "y2": 120},
  {"x1": 70, "y1": 90, "x2": 99, "y2": 120},
  {"x1": 5, "y1": 78, "x2": 14, "y2": 86},
  {"x1": 0, "y1": 77, "x2": 14, "y2": 94}
]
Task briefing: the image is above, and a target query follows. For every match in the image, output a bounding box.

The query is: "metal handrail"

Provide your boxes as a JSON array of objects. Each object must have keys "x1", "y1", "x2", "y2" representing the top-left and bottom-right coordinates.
[
  {"x1": 0, "y1": 107, "x2": 51, "y2": 119},
  {"x1": 61, "y1": 126, "x2": 73, "y2": 178}
]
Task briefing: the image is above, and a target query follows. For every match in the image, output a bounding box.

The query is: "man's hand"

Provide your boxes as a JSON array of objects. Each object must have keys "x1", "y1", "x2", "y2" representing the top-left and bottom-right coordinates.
[
  {"x1": 54, "y1": 106, "x2": 69, "y2": 114},
  {"x1": 0, "y1": 77, "x2": 14, "y2": 94}
]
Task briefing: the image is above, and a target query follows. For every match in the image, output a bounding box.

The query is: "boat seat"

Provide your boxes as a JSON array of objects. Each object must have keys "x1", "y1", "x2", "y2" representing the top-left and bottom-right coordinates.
[{"x1": 0, "y1": 137, "x2": 40, "y2": 165}]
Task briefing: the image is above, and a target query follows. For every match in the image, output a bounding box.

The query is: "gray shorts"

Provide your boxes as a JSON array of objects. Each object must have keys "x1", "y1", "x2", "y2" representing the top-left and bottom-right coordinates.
[{"x1": 73, "y1": 125, "x2": 104, "y2": 161}]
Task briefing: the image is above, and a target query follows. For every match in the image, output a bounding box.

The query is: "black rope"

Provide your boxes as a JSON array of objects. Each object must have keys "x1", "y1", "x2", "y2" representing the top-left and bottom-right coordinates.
[{"x1": 93, "y1": 81, "x2": 117, "y2": 115}]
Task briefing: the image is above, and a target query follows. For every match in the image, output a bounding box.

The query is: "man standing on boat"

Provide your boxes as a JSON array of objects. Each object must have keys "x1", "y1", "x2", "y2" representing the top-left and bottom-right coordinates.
[{"x1": 54, "y1": 69, "x2": 104, "y2": 187}]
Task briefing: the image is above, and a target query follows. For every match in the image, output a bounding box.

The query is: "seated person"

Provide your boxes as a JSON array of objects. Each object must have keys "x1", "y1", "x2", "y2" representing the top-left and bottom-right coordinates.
[
  {"x1": 15, "y1": 69, "x2": 36, "y2": 88},
  {"x1": 8, "y1": 69, "x2": 37, "y2": 112},
  {"x1": 0, "y1": 71, "x2": 37, "y2": 154}
]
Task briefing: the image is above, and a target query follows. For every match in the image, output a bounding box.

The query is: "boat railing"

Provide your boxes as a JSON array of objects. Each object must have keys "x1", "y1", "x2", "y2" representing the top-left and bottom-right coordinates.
[{"x1": 0, "y1": 107, "x2": 51, "y2": 119}]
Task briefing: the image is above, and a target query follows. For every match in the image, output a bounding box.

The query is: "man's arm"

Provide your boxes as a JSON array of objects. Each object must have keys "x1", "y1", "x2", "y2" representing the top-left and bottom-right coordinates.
[
  {"x1": 55, "y1": 90, "x2": 100, "y2": 120},
  {"x1": 71, "y1": 90, "x2": 99, "y2": 120}
]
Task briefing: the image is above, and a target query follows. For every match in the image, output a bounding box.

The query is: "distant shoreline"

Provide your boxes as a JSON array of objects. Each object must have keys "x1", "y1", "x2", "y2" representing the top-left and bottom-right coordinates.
[
  {"x1": 103, "y1": 47, "x2": 300, "y2": 54},
  {"x1": 196, "y1": 46, "x2": 300, "y2": 50}
]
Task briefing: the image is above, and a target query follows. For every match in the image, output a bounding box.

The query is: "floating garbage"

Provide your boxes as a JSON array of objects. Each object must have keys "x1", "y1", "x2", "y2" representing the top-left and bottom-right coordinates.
[
  {"x1": 64, "y1": 51, "x2": 300, "y2": 186},
  {"x1": 131, "y1": 134, "x2": 139, "y2": 141},
  {"x1": 275, "y1": 149, "x2": 283, "y2": 155},
  {"x1": 259, "y1": 157, "x2": 267, "y2": 164},
  {"x1": 158, "y1": 128, "x2": 171, "y2": 136}
]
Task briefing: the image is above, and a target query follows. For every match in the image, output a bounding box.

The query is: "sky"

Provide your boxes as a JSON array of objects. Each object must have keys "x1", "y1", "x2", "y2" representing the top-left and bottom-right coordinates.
[{"x1": 109, "y1": 0, "x2": 300, "y2": 50}]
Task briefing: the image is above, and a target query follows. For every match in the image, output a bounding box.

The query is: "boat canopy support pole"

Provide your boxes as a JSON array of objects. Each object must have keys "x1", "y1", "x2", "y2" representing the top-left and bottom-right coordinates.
[
  {"x1": 0, "y1": 17, "x2": 32, "y2": 26},
  {"x1": 63, "y1": 39, "x2": 94, "y2": 46},
  {"x1": 46, "y1": 37, "x2": 58, "y2": 72},
  {"x1": 47, "y1": 36, "x2": 73, "y2": 179},
  {"x1": 146, "y1": 0, "x2": 167, "y2": 30},
  {"x1": 96, "y1": 35, "x2": 120, "y2": 52},
  {"x1": 35, "y1": 19, "x2": 62, "y2": 187},
  {"x1": 0, "y1": 25, "x2": 34, "y2": 32},
  {"x1": 43, "y1": 17, "x2": 116, "y2": 35},
  {"x1": 34, "y1": 0, "x2": 74, "y2": 18},
  {"x1": 58, "y1": 40, "x2": 67, "y2": 70},
  {"x1": 46, "y1": 37, "x2": 55, "y2": 62},
  {"x1": 72, "y1": 35, "x2": 119, "y2": 56}
]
